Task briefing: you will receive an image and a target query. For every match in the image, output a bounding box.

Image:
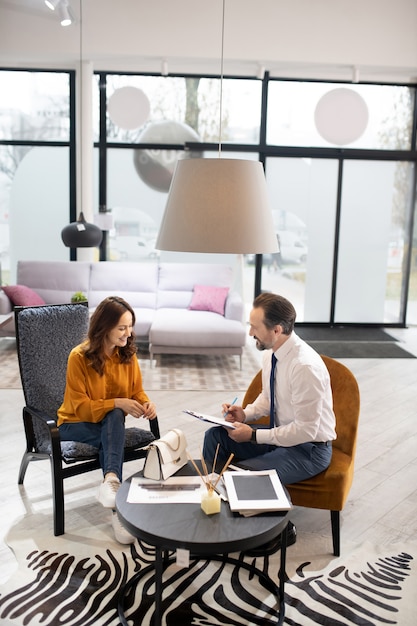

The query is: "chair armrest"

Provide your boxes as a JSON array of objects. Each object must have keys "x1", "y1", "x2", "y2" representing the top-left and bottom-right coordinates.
[
  {"x1": 25, "y1": 406, "x2": 160, "y2": 454},
  {"x1": 23, "y1": 405, "x2": 62, "y2": 457},
  {"x1": 224, "y1": 291, "x2": 244, "y2": 322},
  {"x1": 150, "y1": 416, "x2": 160, "y2": 439},
  {"x1": 0, "y1": 290, "x2": 12, "y2": 314}
]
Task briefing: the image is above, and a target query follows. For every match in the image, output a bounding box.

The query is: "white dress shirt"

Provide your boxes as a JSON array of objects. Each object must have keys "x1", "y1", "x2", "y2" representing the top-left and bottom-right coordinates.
[{"x1": 244, "y1": 332, "x2": 336, "y2": 447}]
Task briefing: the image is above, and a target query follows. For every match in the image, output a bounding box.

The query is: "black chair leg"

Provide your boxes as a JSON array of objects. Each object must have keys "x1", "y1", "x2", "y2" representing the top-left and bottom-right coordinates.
[
  {"x1": 50, "y1": 458, "x2": 65, "y2": 536},
  {"x1": 331, "y1": 510, "x2": 340, "y2": 556},
  {"x1": 18, "y1": 451, "x2": 32, "y2": 484}
]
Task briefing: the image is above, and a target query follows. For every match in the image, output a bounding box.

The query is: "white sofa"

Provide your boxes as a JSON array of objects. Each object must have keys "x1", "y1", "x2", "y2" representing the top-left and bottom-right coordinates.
[{"x1": 0, "y1": 260, "x2": 246, "y2": 364}]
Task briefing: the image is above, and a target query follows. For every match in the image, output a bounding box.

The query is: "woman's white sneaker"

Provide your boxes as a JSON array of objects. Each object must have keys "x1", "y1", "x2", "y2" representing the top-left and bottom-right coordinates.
[
  {"x1": 97, "y1": 478, "x2": 120, "y2": 508},
  {"x1": 111, "y1": 511, "x2": 135, "y2": 544}
]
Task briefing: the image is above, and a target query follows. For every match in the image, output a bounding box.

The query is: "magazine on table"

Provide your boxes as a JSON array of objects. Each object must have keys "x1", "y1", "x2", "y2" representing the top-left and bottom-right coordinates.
[
  {"x1": 183, "y1": 409, "x2": 236, "y2": 429},
  {"x1": 223, "y1": 469, "x2": 292, "y2": 517},
  {"x1": 127, "y1": 476, "x2": 206, "y2": 504}
]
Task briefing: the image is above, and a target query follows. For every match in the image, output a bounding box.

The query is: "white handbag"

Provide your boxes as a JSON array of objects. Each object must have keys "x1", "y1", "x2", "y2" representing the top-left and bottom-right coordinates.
[{"x1": 143, "y1": 428, "x2": 188, "y2": 480}]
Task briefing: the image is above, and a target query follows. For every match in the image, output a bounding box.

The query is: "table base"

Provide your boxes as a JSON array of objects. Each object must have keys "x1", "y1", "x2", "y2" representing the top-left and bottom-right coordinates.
[{"x1": 117, "y1": 524, "x2": 287, "y2": 626}]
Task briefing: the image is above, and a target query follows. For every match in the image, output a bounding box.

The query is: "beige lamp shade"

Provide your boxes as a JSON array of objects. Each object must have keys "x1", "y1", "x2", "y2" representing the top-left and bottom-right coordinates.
[{"x1": 156, "y1": 158, "x2": 279, "y2": 254}]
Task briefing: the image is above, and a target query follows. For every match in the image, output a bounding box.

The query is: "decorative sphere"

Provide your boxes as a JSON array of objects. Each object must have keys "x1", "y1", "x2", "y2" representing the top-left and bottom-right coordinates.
[
  {"x1": 314, "y1": 88, "x2": 369, "y2": 146},
  {"x1": 133, "y1": 121, "x2": 203, "y2": 192},
  {"x1": 107, "y1": 86, "x2": 150, "y2": 130}
]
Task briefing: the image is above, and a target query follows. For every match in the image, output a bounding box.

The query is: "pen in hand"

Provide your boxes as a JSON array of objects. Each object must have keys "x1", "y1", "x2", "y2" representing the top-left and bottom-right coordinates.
[{"x1": 223, "y1": 396, "x2": 238, "y2": 417}]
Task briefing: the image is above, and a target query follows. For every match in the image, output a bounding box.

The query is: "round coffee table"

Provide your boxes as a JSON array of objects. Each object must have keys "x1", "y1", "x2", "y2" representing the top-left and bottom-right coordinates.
[{"x1": 116, "y1": 462, "x2": 290, "y2": 625}]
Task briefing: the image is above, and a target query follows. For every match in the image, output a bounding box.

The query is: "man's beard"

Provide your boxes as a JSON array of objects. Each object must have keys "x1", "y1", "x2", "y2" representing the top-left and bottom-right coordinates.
[{"x1": 254, "y1": 337, "x2": 268, "y2": 351}]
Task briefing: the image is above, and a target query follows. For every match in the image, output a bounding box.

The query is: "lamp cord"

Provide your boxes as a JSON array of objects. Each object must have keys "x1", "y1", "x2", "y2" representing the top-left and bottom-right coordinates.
[
  {"x1": 218, "y1": 0, "x2": 225, "y2": 158},
  {"x1": 79, "y1": 0, "x2": 83, "y2": 219}
]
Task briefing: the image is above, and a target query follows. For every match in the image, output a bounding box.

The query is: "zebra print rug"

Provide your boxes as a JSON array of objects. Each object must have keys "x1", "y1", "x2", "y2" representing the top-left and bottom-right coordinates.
[{"x1": 0, "y1": 509, "x2": 415, "y2": 626}]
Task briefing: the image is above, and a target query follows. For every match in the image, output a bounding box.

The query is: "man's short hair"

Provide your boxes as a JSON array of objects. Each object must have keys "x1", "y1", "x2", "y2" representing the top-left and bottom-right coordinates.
[{"x1": 253, "y1": 293, "x2": 296, "y2": 335}]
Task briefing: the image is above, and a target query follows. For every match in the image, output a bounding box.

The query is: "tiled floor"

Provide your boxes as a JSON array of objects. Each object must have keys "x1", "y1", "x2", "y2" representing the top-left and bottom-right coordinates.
[{"x1": 1, "y1": 327, "x2": 417, "y2": 584}]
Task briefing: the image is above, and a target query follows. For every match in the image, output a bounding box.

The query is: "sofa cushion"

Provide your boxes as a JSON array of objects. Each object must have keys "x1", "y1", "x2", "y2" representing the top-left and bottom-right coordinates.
[
  {"x1": 51, "y1": 427, "x2": 155, "y2": 463},
  {"x1": 189, "y1": 284, "x2": 229, "y2": 316},
  {"x1": 157, "y1": 262, "x2": 234, "y2": 309},
  {"x1": 88, "y1": 262, "x2": 158, "y2": 309},
  {"x1": 124, "y1": 426, "x2": 155, "y2": 449},
  {"x1": 2, "y1": 284, "x2": 45, "y2": 307},
  {"x1": 150, "y1": 308, "x2": 246, "y2": 348},
  {"x1": 17, "y1": 260, "x2": 91, "y2": 305},
  {"x1": 157, "y1": 290, "x2": 193, "y2": 309},
  {"x1": 158, "y1": 262, "x2": 233, "y2": 291},
  {"x1": 131, "y1": 308, "x2": 156, "y2": 340},
  {"x1": 88, "y1": 262, "x2": 159, "y2": 338}
]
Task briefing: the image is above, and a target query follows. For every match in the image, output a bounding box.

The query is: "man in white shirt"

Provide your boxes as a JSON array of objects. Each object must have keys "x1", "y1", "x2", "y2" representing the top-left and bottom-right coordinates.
[{"x1": 203, "y1": 292, "x2": 336, "y2": 485}]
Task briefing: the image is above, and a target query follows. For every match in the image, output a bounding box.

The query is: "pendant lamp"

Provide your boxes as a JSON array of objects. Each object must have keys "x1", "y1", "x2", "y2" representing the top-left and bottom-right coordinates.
[
  {"x1": 61, "y1": 211, "x2": 103, "y2": 247},
  {"x1": 156, "y1": 0, "x2": 277, "y2": 257},
  {"x1": 61, "y1": 0, "x2": 102, "y2": 249}
]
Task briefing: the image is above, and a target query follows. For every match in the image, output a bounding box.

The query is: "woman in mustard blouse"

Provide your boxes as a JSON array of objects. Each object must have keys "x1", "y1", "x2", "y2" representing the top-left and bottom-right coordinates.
[{"x1": 58, "y1": 296, "x2": 157, "y2": 543}]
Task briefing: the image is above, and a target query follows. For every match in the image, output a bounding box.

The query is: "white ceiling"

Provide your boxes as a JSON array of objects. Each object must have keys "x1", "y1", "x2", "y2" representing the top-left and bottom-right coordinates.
[{"x1": 1, "y1": 0, "x2": 417, "y2": 83}]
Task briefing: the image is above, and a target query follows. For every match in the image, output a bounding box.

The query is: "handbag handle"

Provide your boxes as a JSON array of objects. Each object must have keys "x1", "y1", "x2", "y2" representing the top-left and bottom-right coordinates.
[{"x1": 158, "y1": 428, "x2": 183, "y2": 452}]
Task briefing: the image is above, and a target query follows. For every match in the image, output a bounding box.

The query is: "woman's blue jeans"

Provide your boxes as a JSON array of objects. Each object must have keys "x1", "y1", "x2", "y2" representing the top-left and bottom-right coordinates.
[{"x1": 59, "y1": 408, "x2": 125, "y2": 482}]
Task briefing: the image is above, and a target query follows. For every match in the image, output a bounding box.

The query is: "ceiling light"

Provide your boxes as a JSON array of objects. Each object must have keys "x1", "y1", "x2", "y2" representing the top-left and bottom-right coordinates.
[
  {"x1": 61, "y1": 0, "x2": 102, "y2": 249},
  {"x1": 156, "y1": 0, "x2": 277, "y2": 257},
  {"x1": 61, "y1": 212, "x2": 103, "y2": 248},
  {"x1": 45, "y1": 0, "x2": 60, "y2": 10},
  {"x1": 59, "y1": 1, "x2": 75, "y2": 26},
  {"x1": 156, "y1": 158, "x2": 278, "y2": 254}
]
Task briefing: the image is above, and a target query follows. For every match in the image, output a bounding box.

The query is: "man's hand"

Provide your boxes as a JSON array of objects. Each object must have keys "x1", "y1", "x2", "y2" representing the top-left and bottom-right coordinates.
[
  {"x1": 228, "y1": 422, "x2": 253, "y2": 442},
  {"x1": 222, "y1": 404, "x2": 245, "y2": 423}
]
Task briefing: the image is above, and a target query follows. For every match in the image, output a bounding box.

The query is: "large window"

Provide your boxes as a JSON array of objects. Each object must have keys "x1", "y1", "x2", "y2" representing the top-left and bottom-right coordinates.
[
  {"x1": 0, "y1": 70, "x2": 73, "y2": 282},
  {"x1": 1, "y1": 69, "x2": 417, "y2": 326},
  {"x1": 104, "y1": 75, "x2": 262, "y2": 144},
  {"x1": 0, "y1": 70, "x2": 70, "y2": 142},
  {"x1": 103, "y1": 76, "x2": 262, "y2": 273},
  {"x1": 267, "y1": 82, "x2": 414, "y2": 150}
]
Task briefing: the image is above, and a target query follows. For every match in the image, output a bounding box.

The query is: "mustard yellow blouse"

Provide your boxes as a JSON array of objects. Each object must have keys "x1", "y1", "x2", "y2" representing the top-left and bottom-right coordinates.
[{"x1": 57, "y1": 344, "x2": 149, "y2": 426}]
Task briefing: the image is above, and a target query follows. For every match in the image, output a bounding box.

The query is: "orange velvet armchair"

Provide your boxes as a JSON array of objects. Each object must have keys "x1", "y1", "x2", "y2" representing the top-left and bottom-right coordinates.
[{"x1": 242, "y1": 355, "x2": 360, "y2": 556}]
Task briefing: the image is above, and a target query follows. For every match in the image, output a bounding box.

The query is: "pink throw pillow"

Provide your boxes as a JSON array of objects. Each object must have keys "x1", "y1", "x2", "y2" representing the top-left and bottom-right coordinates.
[
  {"x1": 2, "y1": 285, "x2": 45, "y2": 307},
  {"x1": 189, "y1": 285, "x2": 229, "y2": 316}
]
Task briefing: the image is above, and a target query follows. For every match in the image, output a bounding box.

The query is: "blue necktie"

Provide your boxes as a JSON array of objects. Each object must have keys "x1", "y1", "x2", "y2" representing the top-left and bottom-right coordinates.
[{"x1": 269, "y1": 353, "x2": 277, "y2": 429}]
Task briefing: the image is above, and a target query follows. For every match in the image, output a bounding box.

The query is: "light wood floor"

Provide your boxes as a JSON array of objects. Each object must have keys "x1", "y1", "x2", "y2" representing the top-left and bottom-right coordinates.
[{"x1": 1, "y1": 327, "x2": 417, "y2": 584}]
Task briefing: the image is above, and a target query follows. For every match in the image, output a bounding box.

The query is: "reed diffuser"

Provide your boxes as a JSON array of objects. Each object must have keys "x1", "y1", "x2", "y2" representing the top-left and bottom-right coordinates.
[{"x1": 188, "y1": 445, "x2": 234, "y2": 515}]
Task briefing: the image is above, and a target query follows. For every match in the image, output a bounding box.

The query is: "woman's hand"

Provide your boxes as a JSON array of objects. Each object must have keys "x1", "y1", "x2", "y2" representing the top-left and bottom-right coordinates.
[
  {"x1": 114, "y1": 398, "x2": 156, "y2": 419},
  {"x1": 141, "y1": 401, "x2": 157, "y2": 420}
]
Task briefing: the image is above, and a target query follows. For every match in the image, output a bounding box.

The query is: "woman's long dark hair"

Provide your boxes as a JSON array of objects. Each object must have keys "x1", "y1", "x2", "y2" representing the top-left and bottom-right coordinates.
[{"x1": 84, "y1": 296, "x2": 137, "y2": 375}]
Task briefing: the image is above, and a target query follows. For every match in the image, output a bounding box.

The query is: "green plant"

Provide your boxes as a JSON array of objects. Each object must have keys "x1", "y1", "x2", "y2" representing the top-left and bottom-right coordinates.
[{"x1": 71, "y1": 291, "x2": 87, "y2": 303}]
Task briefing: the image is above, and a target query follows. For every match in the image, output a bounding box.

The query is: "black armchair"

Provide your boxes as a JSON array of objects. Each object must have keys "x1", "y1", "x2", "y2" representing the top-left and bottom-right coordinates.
[{"x1": 15, "y1": 303, "x2": 159, "y2": 536}]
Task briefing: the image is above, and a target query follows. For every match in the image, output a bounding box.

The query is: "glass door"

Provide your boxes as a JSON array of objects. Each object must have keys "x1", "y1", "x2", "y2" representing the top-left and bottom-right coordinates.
[
  {"x1": 263, "y1": 156, "x2": 338, "y2": 322},
  {"x1": 262, "y1": 157, "x2": 414, "y2": 325},
  {"x1": 335, "y1": 160, "x2": 414, "y2": 324}
]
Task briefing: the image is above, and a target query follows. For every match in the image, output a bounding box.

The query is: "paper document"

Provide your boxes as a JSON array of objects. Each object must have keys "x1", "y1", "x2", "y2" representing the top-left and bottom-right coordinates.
[
  {"x1": 127, "y1": 476, "x2": 206, "y2": 504},
  {"x1": 183, "y1": 409, "x2": 236, "y2": 429}
]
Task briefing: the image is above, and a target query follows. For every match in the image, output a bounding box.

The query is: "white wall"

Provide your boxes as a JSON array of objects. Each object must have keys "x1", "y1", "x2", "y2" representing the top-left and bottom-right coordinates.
[{"x1": 0, "y1": 0, "x2": 416, "y2": 82}]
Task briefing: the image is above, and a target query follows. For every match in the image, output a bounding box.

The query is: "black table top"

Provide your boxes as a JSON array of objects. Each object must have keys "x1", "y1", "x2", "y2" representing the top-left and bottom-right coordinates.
[{"x1": 116, "y1": 462, "x2": 290, "y2": 554}]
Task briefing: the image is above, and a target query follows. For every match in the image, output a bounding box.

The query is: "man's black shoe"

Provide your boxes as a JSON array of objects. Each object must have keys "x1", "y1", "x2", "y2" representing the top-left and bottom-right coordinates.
[{"x1": 245, "y1": 521, "x2": 297, "y2": 557}]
